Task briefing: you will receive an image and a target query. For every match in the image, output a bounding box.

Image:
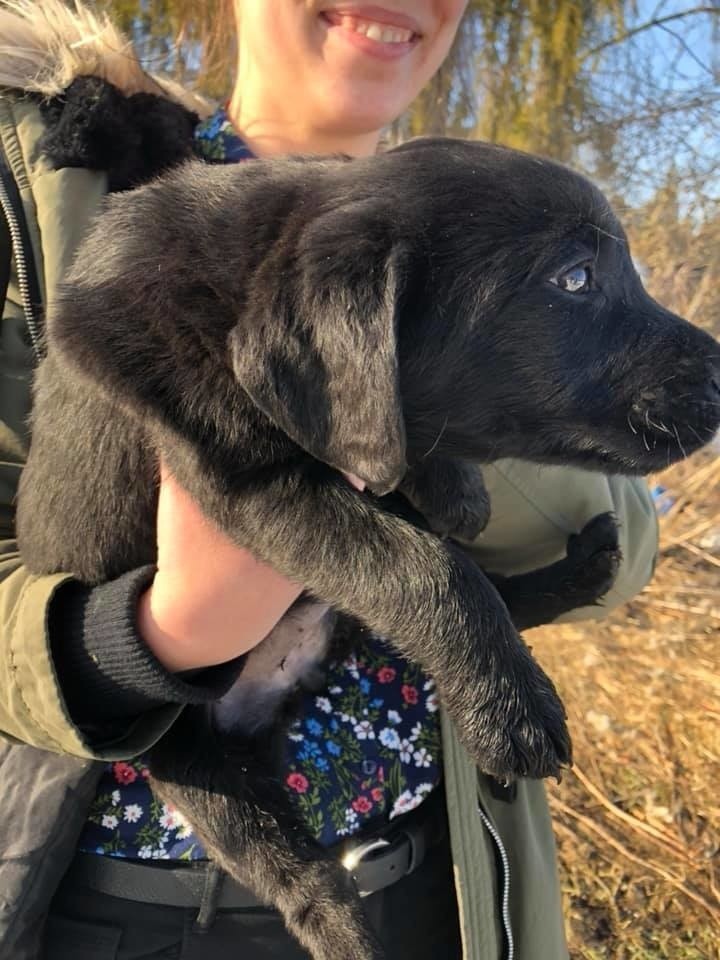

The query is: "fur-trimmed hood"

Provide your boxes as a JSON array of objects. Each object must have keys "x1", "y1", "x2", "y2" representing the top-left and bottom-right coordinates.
[
  {"x1": 0, "y1": 0, "x2": 212, "y2": 117},
  {"x1": 0, "y1": 1, "x2": 215, "y2": 190}
]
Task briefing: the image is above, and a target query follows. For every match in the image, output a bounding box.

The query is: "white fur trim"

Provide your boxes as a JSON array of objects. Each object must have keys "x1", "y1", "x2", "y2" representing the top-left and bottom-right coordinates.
[{"x1": 0, "y1": 0, "x2": 213, "y2": 116}]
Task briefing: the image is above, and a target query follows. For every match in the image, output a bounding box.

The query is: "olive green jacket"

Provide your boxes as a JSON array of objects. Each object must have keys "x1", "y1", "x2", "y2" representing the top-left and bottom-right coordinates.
[{"x1": 0, "y1": 92, "x2": 659, "y2": 960}]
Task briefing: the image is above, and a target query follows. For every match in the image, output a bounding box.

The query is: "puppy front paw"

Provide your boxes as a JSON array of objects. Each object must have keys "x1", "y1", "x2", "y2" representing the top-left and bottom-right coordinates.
[
  {"x1": 400, "y1": 458, "x2": 491, "y2": 540},
  {"x1": 564, "y1": 512, "x2": 622, "y2": 603},
  {"x1": 452, "y1": 651, "x2": 572, "y2": 782},
  {"x1": 420, "y1": 488, "x2": 490, "y2": 540},
  {"x1": 441, "y1": 486, "x2": 491, "y2": 540}
]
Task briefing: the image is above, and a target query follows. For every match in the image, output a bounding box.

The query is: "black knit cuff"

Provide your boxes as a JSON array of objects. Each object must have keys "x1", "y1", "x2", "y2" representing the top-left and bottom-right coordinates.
[{"x1": 49, "y1": 566, "x2": 244, "y2": 734}]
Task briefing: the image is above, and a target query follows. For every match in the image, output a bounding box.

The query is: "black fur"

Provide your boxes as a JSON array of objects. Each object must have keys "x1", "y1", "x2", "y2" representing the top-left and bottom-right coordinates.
[
  {"x1": 17, "y1": 138, "x2": 720, "y2": 960},
  {"x1": 40, "y1": 77, "x2": 199, "y2": 192},
  {"x1": 399, "y1": 457, "x2": 491, "y2": 540}
]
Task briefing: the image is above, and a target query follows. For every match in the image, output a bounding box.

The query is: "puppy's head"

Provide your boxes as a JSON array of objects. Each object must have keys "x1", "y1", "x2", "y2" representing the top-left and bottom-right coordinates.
[
  {"x1": 231, "y1": 138, "x2": 720, "y2": 482},
  {"x1": 384, "y1": 138, "x2": 720, "y2": 475}
]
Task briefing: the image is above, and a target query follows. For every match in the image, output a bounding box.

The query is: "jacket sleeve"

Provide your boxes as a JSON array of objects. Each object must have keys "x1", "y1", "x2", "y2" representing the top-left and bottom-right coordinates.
[
  {"x1": 0, "y1": 539, "x2": 188, "y2": 759},
  {"x1": 462, "y1": 458, "x2": 659, "y2": 621}
]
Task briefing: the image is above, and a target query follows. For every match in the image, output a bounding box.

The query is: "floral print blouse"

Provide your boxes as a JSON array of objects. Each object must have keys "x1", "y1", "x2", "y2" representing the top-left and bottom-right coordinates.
[{"x1": 78, "y1": 109, "x2": 442, "y2": 859}]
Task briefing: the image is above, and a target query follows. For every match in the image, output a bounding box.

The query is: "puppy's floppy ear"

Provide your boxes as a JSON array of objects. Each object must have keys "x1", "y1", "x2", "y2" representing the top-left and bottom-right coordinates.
[{"x1": 230, "y1": 237, "x2": 406, "y2": 495}]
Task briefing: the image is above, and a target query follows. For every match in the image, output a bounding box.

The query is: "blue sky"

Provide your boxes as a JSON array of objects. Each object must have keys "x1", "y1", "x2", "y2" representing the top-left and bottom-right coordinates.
[{"x1": 598, "y1": 0, "x2": 718, "y2": 206}]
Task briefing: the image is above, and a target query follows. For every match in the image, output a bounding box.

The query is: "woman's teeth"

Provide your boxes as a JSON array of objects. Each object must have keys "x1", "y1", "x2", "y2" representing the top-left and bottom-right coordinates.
[{"x1": 339, "y1": 16, "x2": 414, "y2": 43}]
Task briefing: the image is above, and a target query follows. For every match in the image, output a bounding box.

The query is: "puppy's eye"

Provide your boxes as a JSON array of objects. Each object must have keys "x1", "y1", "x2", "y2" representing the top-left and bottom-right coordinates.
[{"x1": 550, "y1": 264, "x2": 592, "y2": 294}]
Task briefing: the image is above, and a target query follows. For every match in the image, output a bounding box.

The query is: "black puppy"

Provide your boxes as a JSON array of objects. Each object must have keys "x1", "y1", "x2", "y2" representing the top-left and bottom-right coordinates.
[{"x1": 17, "y1": 137, "x2": 720, "y2": 960}]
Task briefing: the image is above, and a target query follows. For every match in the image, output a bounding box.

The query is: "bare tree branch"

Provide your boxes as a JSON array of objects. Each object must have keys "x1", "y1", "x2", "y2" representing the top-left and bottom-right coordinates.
[
  {"x1": 656, "y1": 22, "x2": 715, "y2": 77},
  {"x1": 584, "y1": 7, "x2": 720, "y2": 60}
]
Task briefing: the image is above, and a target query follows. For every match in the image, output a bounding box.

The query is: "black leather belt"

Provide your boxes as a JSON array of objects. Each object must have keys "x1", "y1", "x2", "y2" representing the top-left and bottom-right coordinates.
[{"x1": 66, "y1": 798, "x2": 445, "y2": 909}]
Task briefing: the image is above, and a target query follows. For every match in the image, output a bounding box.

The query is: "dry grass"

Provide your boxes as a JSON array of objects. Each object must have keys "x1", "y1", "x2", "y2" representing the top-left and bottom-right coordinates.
[{"x1": 528, "y1": 450, "x2": 720, "y2": 960}]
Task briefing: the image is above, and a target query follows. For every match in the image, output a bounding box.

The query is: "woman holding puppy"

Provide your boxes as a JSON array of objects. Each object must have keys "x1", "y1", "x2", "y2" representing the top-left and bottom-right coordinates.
[{"x1": 0, "y1": 1, "x2": 658, "y2": 957}]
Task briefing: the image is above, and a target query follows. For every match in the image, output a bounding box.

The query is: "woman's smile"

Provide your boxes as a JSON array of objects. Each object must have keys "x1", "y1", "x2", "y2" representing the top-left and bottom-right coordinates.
[{"x1": 320, "y1": 6, "x2": 422, "y2": 60}]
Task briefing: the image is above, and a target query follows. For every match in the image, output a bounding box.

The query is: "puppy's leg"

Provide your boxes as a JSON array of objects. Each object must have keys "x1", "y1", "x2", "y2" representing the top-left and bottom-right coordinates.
[
  {"x1": 160, "y1": 435, "x2": 571, "y2": 782},
  {"x1": 399, "y1": 457, "x2": 490, "y2": 540},
  {"x1": 488, "y1": 513, "x2": 622, "y2": 631},
  {"x1": 149, "y1": 707, "x2": 384, "y2": 960}
]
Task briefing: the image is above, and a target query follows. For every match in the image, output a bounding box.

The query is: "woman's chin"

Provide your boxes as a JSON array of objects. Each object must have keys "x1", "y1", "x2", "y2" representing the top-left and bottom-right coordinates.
[{"x1": 311, "y1": 81, "x2": 414, "y2": 140}]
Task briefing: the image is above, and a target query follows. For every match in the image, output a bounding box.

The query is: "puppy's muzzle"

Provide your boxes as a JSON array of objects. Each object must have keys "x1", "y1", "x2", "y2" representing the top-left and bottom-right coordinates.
[{"x1": 632, "y1": 355, "x2": 720, "y2": 448}]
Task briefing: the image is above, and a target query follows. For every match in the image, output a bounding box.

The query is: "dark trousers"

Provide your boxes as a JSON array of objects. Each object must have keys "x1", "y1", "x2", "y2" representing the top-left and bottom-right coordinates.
[{"x1": 45, "y1": 825, "x2": 462, "y2": 959}]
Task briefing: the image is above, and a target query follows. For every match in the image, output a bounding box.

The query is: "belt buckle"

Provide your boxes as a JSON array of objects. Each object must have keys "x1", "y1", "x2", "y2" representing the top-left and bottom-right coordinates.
[{"x1": 341, "y1": 837, "x2": 391, "y2": 897}]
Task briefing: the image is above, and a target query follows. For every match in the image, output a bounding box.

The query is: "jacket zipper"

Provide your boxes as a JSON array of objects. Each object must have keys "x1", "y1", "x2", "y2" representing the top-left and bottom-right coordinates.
[
  {"x1": 478, "y1": 804, "x2": 515, "y2": 960},
  {"x1": 0, "y1": 152, "x2": 43, "y2": 357}
]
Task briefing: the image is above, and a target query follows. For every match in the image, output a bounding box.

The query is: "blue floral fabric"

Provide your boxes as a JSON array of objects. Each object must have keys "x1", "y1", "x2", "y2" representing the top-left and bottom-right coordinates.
[
  {"x1": 280, "y1": 636, "x2": 441, "y2": 845},
  {"x1": 193, "y1": 107, "x2": 255, "y2": 163},
  {"x1": 78, "y1": 109, "x2": 442, "y2": 859}
]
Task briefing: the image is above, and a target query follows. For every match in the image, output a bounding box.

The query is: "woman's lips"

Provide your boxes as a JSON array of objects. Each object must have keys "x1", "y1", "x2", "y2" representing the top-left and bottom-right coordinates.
[{"x1": 321, "y1": 7, "x2": 422, "y2": 59}]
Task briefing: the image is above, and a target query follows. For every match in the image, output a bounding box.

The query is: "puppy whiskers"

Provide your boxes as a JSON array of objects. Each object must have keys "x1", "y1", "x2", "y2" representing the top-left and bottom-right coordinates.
[
  {"x1": 421, "y1": 417, "x2": 448, "y2": 460},
  {"x1": 684, "y1": 421, "x2": 705, "y2": 446},
  {"x1": 672, "y1": 394, "x2": 720, "y2": 407},
  {"x1": 588, "y1": 222, "x2": 625, "y2": 244},
  {"x1": 672, "y1": 422, "x2": 688, "y2": 458},
  {"x1": 645, "y1": 412, "x2": 673, "y2": 436}
]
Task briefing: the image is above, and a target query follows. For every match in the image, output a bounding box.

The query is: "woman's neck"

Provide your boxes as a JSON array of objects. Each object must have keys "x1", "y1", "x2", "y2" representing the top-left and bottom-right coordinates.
[{"x1": 227, "y1": 88, "x2": 381, "y2": 159}]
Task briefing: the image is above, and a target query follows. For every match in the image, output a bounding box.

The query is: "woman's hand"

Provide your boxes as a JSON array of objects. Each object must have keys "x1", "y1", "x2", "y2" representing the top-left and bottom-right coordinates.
[{"x1": 138, "y1": 465, "x2": 303, "y2": 673}]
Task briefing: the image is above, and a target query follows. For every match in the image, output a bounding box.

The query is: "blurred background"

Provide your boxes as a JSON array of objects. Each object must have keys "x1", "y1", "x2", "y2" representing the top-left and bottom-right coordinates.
[{"x1": 96, "y1": 2, "x2": 720, "y2": 956}]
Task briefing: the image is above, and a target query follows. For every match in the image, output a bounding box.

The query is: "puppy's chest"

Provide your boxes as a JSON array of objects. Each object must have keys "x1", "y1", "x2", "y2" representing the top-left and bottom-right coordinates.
[{"x1": 212, "y1": 602, "x2": 336, "y2": 737}]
